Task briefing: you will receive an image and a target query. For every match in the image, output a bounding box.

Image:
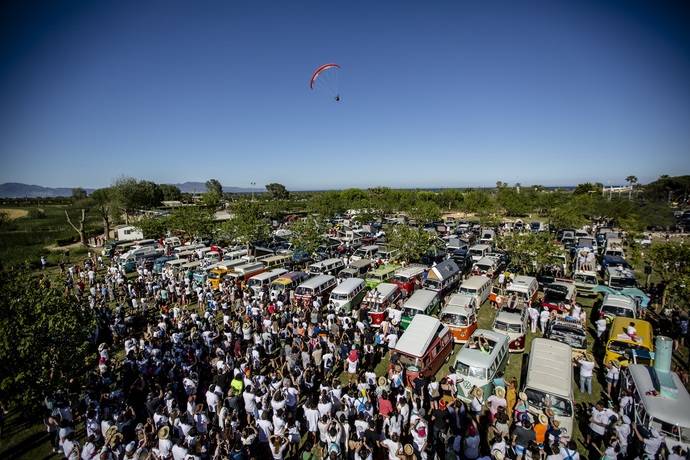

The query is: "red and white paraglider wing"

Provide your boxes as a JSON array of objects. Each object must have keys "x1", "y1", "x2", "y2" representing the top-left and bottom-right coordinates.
[{"x1": 309, "y1": 63, "x2": 341, "y2": 89}]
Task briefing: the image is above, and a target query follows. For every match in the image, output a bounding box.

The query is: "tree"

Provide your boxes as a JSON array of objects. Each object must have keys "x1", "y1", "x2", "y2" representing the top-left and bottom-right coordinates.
[
  {"x1": 113, "y1": 177, "x2": 163, "y2": 223},
  {"x1": 625, "y1": 175, "x2": 638, "y2": 200},
  {"x1": 407, "y1": 201, "x2": 441, "y2": 225},
  {"x1": 384, "y1": 225, "x2": 436, "y2": 263},
  {"x1": 72, "y1": 188, "x2": 87, "y2": 200},
  {"x1": 0, "y1": 268, "x2": 96, "y2": 413},
  {"x1": 497, "y1": 232, "x2": 562, "y2": 275},
  {"x1": 203, "y1": 179, "x2": 223, "y2": 209},
  {"x1": 573, "y1": 182, "x2": 599, "y2": 195},
  {"x1": 220, "y1": 201, "x2": 270, "y2": 249},
  {"x1": 169, "y1": 207, "x2": 214, "y2": 239},
  {"x1": 265, "y1": 183, "x2": 290, "y2": 200},
  {"x1": 90, "y1": 188, "x2": 116, "y2": 239},
  {"x1": 65, "y1": 208, "x2": 88, "y2": 246},
  {"x1": 496, "y1": 188, "x2": 530, "y2": 216},
  {"x1": 159, "y1": 184, "x2": 182, "y2": 201},
  {"x1": 137, "y1": 216, "x2": 170, "y2": 239},
  {"x1": 289, "y1": 217, "x2": 324, "y2": 255},
  {"x1": 646, "y1": 242, "x2": 690, "y2": 309}
]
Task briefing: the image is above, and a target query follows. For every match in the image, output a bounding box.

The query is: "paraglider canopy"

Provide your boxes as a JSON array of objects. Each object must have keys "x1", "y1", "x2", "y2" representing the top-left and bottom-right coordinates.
[{"x1": 310, "y1": 63, "x2": 341, "y2": 101}]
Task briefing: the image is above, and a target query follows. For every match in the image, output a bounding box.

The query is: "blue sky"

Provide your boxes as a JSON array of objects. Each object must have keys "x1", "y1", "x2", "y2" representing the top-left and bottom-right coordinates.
[{"x1": 1, "y1": 0, "x2": 689, "y2": 190}]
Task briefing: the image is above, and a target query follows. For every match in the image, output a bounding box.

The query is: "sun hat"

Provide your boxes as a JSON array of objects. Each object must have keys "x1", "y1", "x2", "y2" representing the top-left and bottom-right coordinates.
[
  {"x1": 472, "y1": 387, "x2": 484, "y2": 399},
  {"x1": 404, "y1": 444, "x2": 414, "y2": 456},
  {"x1": 538, "y1": 413, "x2": 548, "y2": 425},
  {"x1": 158, "y1": 426, "x2": 170, "y2": 440},
  {"x1": 492, "y1": 450, "x2": 505, "y2": 460},
  {"x1": 519, "y1": 392, "x2": 528, "y2": 401},
  {"x1": 378, "y1": 376, "x2": 388, "y2": 387},
  {"x1": 495, "y1": 386, "x2": 506, "y2": 398},
  {"x1": 125, "y1": 441, "x2": 136, "y2": 453},
  {"x1": 621, "y1": 415, "x2": 631, "y2": 425},
  {"x1": 105, "y1": 426, "x2": 118, "y2": 440}
]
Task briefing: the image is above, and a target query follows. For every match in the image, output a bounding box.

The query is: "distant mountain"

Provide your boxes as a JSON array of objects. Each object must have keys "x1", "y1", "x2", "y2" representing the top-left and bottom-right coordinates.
[
  {"x1": 0, "y1": 182, "x2": 94, "y2": 198},
  {"x1": 0, "y1": 182, "x2": 262, "y2": 198}
]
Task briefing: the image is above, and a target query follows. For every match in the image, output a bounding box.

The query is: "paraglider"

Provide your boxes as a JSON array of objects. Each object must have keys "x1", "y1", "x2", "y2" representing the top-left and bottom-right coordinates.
[{"x1": 310, "y1": 63, "x2": 341, "y2": 102}]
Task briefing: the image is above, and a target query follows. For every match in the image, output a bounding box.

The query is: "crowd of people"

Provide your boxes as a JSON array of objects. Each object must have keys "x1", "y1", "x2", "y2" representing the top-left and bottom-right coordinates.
[{"x1": 26, "y1": 242, "x2": 690, "y2": 460}]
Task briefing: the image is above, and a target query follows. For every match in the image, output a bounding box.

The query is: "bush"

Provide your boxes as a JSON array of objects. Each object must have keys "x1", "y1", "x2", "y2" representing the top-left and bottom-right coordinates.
[
  {"x1": 27, "y1": 208, "x2": 46, "y2": 219},
  {"x1": 56, "y1": 236, "x2": 78, "y2": 246}
]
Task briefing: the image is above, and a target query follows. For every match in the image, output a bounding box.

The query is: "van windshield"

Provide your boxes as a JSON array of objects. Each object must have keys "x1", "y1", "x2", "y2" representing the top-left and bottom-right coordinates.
[
  {"x1": 441, "y1": 313, "x2": 469, "y2": 326},
  {"x1": 424, "y1": 280, "x2": 442, "y2": 290},
  {"x1": 295, "y1": 287, "x2": 312, "y2": 296},
  {"x1": 469, "y1": 249, "x2": 484, "y2": 257},
  {"x1": 248, "y1": 279, "x2": 264, "y2": 287},
  {"x1": 391, "y1": 275, "x2": 411, "y2": 283},
  {"x1": 402, "y1": 307, "x2": 423, "y2": 318},
  {"x1": 459, "y1": 287, "x2": 477, "y2": 295},
  {"x1": 331, "y1": 293, "x2": 349, "y2": 301},
  {"x1": 494, "y1": 320, "x2": 523, "y2": 333},
  {"x1": 602, "y1": 305, "x2": 634, "y2": 318},
  {"x1": 524, "y1": 388, "x2": 573, "y2": 417},
  {"x1": 574, "y1": 273, "x2": 597, "y2": 284},
  {"x1": 610, "y1": 277, "x2": 637, "y2": 289},
  {"x1": 455, "y1": 361, "x2": 487, "y2": 380},
  {"x1": 650, "y1": 419, "x2": 690, "y2": 444}
]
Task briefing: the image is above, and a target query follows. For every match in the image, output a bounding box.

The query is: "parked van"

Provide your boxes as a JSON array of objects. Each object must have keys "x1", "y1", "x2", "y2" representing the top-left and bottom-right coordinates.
[
  {"x1": 153, "y1": 256, "x2": 176, "y2": 274},
  {"x1": 441, "y1": 294, "x2": 478, "y2": 343},
  {"x1": 493, "y1": 308, "x2": 528, "y2": 352},
  {"x1": 541, "y1": 280, "x2": 576, "y2": 313},
  {"x1": 270, "y1": 271, "x2": 309, "y2": 296},
  {"x1": 308, "y1": 258, "x2": 345, "y2": 276},
  {"x1": 248, "y1": 268, "x2": 288, "y2": 296},
  {"x1": 365, "y1": 264, "x2": 400, "y2": 289},
  {"x1": 338, "y1": 259, "x2": 372, "y2": 280},
  {"x1": 472, "y1": 256, "x2": 501, "y2": 278},
  {"x1": 600, "y1": 293, "x2": 638, "y2": 322},
  {"x1": 224, "y1": 249, "x2": 249, "y2": 261},
  {"x1": 454, "y1": 329, "x2": 510, "y2": 403},
  {"x1": 227, "y1": 262, "x2": 265, "y2": 282},
  {"x1": 468, "y1": 244, "x2": 492, "y2": 262},
  {"x1": 261, "y1": 254, "x2": 292, "y2": 269},
  {"x1": 523, "y1": 338, "x2": 575, "y2": 438},
  {"x1": 621, "y1": 364, "x2": 690, "y2": 453},
  {"x1": 165, "y1": 258, "x2": 188, "y2": 272},
  {"x1": 174, "y1": 243, "x2": 205, "y2": 255},
  {"x1": 400, "y1": 289, "x2": 441, "y2": 330},
  {"x1": 505, "y1": 275, "x2": 539, "y2": 305},
  {"x1": 377, "y1": 247, "x2": 400, "y2": 264},
  {"x1": 294, "y1": 275, "x2": 337, "y2": 306},
  {"x1": 605, "y1": 266, "x2": 637, "y2": 289},
  {"x1": 479, "y1": 228, "x2": 496, "y2": 245},
  {"x1": 390, "y1": 265, "x2": 427, "y2": 296},
  {"x1": 329, "y1": 278, "x2": 366, "y2": 313},
  {"x1": 605, "y1": 317, "x2": 654, "y2": 367},
  {"x1": 573, "y1": 270, "x2": 598, "y2": 297},
  {"x1": 458, "y1": 276, "x2": 493, "y2": 308},
  {"x1": 363, "y1": 282, "x2": 402, "y2": 326},
  {"x1": 423, "y1": 259, "x2": 461, "y2": 295},
  {"x1": 163, "y1": 236, "x2": 181, "y2": 248},
  {"x1": 351, "y1": 244, "x2": 379, "y2": 262},
  {"x1": 390, "y1": 315, "x2": 454, "y2": 386}
]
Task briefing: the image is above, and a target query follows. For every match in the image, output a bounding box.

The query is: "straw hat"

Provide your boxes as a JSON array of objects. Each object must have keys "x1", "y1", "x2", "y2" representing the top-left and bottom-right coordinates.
[
  {"x1": 378, "y1": 376, "x2": 388, "y2": 387},
  {"x1": 492, "y1": 450, "x2": 505, "y2": 460},
  {"x1": 158, "y1": 426, "x2": 170, "y2": 440},
  {"x1": 495, "y1": 386, "x2": 506, "y2": 398},
  {"x1": 403, "y1": 444, "x2": 414, "y2": 456},
  {"x1": 109, "y1": 432, "x2": 123, "y2": 447},
  {"x1": 585, "y1": 352, "x2": 594, "y2": 362},
  {"x1": 538, "y1": 413, "x2": 548, "y2": 425},
  {"x1": 472, "y1": 386, "x2": 484, "y2": 399},
  {"x1": 105, "y1": 426, "x2": 118, "y2": 440},
  {"x1": 519, "y1": 392, "x2": 528, "y2": 401}
]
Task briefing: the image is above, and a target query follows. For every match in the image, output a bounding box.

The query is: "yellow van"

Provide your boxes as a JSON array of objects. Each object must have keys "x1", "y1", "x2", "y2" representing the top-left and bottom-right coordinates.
[{"x1": 605, "y1": 317, "x2": 654, "y2": 367}]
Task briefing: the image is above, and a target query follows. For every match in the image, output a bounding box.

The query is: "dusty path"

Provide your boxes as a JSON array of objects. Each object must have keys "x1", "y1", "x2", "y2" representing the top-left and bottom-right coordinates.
[{"x1": 0, "y1": 208, "x2": 29, "y2": 219}]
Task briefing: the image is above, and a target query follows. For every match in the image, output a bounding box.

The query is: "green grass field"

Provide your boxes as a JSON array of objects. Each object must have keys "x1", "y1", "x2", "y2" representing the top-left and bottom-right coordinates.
[{"x1": 0, "y1": 205, "x2": 101, "y2": 268}]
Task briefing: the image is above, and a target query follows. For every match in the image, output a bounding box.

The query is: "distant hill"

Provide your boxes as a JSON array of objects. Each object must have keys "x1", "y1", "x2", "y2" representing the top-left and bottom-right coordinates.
[
  {"x1": 0, "y1": 182, "x2": 94, "y2": 198},
  {"x1": 0, "y1": 182, "x2": 262, "y2": 198}
]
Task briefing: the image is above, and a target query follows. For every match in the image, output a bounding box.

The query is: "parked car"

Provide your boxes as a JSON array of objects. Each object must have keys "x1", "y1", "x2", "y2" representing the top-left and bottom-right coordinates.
[{"x1": 546, "y1": 317, "x2": 587, "y2": 349}]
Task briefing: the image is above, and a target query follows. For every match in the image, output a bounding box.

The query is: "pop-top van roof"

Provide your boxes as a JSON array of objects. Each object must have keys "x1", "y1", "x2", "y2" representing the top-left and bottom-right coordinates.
[
  {"x1": 403, "y1": 289, "x2": 438, "y2": 311},
  {"x1": 524, "y1": 338, "x2": 573, "y2": 398},
  {"x1": 507, "y1": 275, "x2": 537, "y2": 293},
  {"x1": 298, "y1": 274, "x2": 336, "y2": 290},
  {"x1": 455, "y1": 329, "x2": 509, "y2": 368},
  {"x1": 331, "y1": 277, "x2": 364, "y2": 295},
  {"x1": 446, "y1": 293, "x2": 475, "y2": 309},
  {"x1": 395, "y1": 315, "x2": 446, "y2": 358},
  {"x1": 394, "y1": 265, "x2": 427, "y2": 279},
  {"x1": 460, "y1": 275, "x2": 492, "y2": 290},
  {"x1": 627, "y1": 364, "x2": 690, "y2": 430}
]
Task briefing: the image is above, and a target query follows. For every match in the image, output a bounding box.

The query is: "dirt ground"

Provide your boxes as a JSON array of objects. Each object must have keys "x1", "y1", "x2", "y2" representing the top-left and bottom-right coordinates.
[{"x1": 0, "y1": 208, "x2": 29, "y2": 219}]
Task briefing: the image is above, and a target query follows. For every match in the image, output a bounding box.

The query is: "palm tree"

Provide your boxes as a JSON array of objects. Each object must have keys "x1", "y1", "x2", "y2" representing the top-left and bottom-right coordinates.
[{"x1": 625, "y1": 175, "x2": 638, "y2": 200}]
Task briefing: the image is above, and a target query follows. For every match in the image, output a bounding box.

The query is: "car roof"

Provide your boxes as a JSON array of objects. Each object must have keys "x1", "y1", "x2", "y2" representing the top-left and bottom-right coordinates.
[
  {"x1": 403, "y1": 289, "x2": 438, "y2": 309},
  {"x1": 495, "y1": 310, "x2": 524, "y2": 324},
  {"x1": 627, "y1": 365, "x2": 690, "y2": 429},
  {"x1": 331, "y1": 277, "x2": 364, "y2": 294},
  {"x1": 395, "y1": 315, "x2": 446, "y2": 358},
  {"x1": 298, "y1": 274, "x2": 336, "y2": 288},
  {"x1": 524, "y1": 338, "x2": 573, "y2": 398}
]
